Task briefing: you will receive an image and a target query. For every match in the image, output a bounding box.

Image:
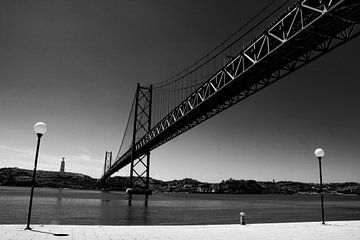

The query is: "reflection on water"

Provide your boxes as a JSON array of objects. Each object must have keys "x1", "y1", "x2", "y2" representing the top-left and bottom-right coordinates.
[
  {"x1": 0, "y1": 186, "x2": 360, "y2": 225},
  {"x1": 124, "y1": 204, "x2": 149, "y2": 224},
  {"x1": 53, "y1": 189, "x2": 63, "y2": 224}
]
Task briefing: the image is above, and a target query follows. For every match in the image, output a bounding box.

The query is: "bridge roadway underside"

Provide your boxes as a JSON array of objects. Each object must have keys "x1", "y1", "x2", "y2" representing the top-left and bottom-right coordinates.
[{"x1": 102, "y1": 0, "x2": 360, "y2": 180}]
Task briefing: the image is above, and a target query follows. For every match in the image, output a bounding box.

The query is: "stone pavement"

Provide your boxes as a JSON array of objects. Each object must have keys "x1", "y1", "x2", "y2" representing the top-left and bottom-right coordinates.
[{"x1": 1, "y1": 221, "x2": 359, "y2": 240}]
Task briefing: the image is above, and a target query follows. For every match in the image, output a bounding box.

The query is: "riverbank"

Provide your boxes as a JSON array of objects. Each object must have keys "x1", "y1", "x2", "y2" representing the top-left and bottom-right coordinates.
[{"x1": 1, "y1": 221, "x2": 359, "y2": 240}]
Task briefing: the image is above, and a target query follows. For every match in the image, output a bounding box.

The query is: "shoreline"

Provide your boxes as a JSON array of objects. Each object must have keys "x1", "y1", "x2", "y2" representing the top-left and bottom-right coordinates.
[{"x1": 1, "y1": 185, "x2": 359, "y2": 196}]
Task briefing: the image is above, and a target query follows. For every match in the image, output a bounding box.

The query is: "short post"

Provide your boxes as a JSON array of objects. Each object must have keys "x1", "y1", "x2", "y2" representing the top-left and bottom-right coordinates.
[{"x1": 240, "y1": 212, "x2": 246, "y2": 225}]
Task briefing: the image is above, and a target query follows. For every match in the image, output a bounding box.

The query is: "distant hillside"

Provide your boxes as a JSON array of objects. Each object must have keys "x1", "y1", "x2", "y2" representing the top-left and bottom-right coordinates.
[
  {"x1": 0, "y1": 167, "x2": 359, "y2": 195},
  {"x1": 0, "y1": 167, "x2": 98, "y2": 189}
]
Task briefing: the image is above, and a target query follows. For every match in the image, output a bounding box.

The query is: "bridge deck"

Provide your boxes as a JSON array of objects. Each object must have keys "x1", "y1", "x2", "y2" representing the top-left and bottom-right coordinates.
[{"x1": 103, "y1": 0, "x2": 360, "y2": 180}]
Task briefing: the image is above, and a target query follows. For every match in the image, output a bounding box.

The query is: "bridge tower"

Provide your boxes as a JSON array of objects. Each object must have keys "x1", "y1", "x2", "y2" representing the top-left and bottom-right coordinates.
[
  {"x1": 127, "y1": 83, "x2": 152, "y2": 206},
  {"x1": 101, "y1": 151, "x2": 112, "y2": 190}
]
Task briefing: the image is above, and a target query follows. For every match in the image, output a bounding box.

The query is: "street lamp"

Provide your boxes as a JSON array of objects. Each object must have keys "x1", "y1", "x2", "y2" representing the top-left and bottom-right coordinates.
[
  {"x1": 25, "y1": 122, "x2": 47, "y2": 230},
  {"x1": 314, "y1": 148, "x2": 325, "y2": 225}
]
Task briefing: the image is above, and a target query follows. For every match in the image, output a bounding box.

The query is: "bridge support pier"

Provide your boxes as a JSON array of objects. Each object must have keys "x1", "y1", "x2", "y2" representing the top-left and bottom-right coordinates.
[
  {"x1": 127, "y1": 83, "x2": 153, "y2": 206},
  {"x1": 100, "y1": 177, "x2": 111, "y2": 191},
  {"x1": 127, "y1": 150, "x2": 152, "y2": 205}
]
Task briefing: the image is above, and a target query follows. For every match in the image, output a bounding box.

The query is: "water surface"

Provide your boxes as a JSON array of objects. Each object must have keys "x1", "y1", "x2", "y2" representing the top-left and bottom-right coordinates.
[{"x1": 0, "y1": 186, "x2": 359, "y2": 225}]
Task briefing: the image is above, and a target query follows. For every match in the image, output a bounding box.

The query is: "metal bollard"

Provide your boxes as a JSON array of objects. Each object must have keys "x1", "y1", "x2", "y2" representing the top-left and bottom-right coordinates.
[{"x1": 240, "y1": 212, "x2": 246, "y2": 225}]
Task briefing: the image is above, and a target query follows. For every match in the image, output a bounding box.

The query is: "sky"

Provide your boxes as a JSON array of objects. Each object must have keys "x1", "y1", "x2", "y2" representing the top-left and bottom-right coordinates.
[{"x1": 0, "y1": 0, "x2": 359, "y2": 183}]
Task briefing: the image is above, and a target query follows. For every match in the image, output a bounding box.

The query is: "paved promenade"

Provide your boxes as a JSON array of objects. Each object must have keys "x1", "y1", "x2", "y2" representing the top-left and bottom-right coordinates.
[{"x1": 1, "y1": 221, "x2": 359, "y2": 240}]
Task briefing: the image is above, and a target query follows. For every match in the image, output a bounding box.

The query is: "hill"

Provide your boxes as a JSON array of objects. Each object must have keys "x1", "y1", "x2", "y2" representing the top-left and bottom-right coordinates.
[
  {"x1": 0, "y1": 167, "x2": 98, "y2": 189},
  {"x1": 0, "y1": 167, "x2": 359, "y2": 195}
]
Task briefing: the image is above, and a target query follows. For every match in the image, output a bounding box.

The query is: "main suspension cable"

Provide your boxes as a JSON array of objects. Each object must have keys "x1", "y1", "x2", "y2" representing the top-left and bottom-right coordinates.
[
  {"x1": 115, "y1": 93, "x2": 136, "y2": 161},
  {"x1": 153, "y1": 0, "x2": 289, "y2": 89}
]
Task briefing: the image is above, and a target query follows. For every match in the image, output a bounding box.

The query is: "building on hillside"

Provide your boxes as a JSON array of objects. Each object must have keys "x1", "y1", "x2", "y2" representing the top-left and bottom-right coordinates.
[{"x1": 197, "y1": 184, "x2": 211, "y2": 193}]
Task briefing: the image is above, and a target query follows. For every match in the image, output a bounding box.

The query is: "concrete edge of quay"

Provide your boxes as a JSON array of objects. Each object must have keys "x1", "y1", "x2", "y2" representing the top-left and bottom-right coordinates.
[{"x1": 1, "y1": 220, "x2": 360, "y2": 240}]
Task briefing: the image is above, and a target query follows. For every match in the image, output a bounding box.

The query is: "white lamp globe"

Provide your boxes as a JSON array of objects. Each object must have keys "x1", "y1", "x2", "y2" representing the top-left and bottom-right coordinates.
[
  {"x1": 34, "y1": 122, "x2": 47, "y2": 135},
  {"x1": 314, "y1": 148, "x2": 325, "y2": 158}
]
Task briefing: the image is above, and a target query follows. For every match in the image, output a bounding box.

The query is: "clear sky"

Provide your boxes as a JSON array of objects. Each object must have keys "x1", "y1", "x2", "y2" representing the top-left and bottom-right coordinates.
[{"x1": 1, "y1": 0, "x2": 359, "y2": 183}]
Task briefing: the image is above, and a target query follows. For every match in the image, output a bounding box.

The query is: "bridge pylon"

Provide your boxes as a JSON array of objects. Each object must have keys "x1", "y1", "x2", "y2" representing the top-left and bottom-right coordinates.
[
  {"x1": 127, "y1": 83, "x2": 152, "y2": 206},
  {"x1": 101, "y1": 151, "x2": 112, "y2": 190}
]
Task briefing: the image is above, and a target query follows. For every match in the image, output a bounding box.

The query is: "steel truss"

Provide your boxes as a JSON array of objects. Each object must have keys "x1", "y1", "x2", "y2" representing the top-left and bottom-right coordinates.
[
  {"x1": 128, "y1": 83, "x2": 152, "y2": 205},
  {"x1": 104, "y1": 0, "x2": 360, "y2": 179},
  {"x1": 144, "y1": 0, "x2": 360, "y2": 150}
]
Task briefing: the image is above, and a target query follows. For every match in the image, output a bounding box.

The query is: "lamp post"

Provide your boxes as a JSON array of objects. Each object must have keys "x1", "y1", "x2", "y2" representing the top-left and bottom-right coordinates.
[
  {"x1": 314, "y1": 148, "x2": 325, "y2": 225},
  {"x1": 25, "y1": 122, "x2": 47, "y2": 230}
]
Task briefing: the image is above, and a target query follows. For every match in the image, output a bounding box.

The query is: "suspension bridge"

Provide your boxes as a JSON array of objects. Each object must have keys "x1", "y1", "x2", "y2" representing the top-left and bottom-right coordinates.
[{"x1": 100, "y1": 0, "x2": 360, "y2": 204}]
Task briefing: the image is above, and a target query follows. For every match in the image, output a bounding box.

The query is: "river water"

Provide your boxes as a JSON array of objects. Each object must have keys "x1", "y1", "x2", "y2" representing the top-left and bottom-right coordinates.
[{"x1": 0, "y1": 186, "x2": 359, "y2": 225}]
